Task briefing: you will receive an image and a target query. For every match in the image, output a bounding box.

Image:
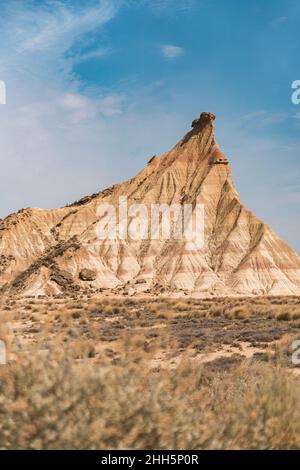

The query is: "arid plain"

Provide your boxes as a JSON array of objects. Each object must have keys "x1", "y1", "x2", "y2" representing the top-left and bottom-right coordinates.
[{"x1": 1, "y1": 293, "x2": 300, "y2": 449}]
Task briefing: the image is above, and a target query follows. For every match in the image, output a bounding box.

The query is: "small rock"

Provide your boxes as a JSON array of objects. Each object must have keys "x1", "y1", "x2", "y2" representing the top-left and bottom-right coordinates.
[{"x1": 79, "y1": 269, "x2": 97, "y2": 282}]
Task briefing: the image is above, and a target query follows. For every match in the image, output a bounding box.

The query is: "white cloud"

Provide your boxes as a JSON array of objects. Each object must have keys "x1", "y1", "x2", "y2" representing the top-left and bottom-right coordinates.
[
  {"x1": 161, "y1": 44, "x2": 184, "y2": 59},
  {"x1": 9, "y1": 0, "x2": 116, "y2": 53},
  {"x1": 241, "y1": 110, "x2": 288, "y2": 126},
  {"x1": 60, "y1": 92, "x2": 125, "y2": 118},
  {"x1": 271, "y1": 16, "x2": 288, "y2": 27},
  {"x1": 97, "y1": 94, "x2": 125, "y2": 117},
  {"x1": 61, "y1": 93, "x2": 91, "y2": 110},
  {"x1": 142, "y1": 0, "x2": 197, "y2": 15},
  {"x1": 0, "y1": 0, "x2": 117, "y2": 85},
  {"x1": 72, "y1": 47, "x2": 109, "y2": 64}
]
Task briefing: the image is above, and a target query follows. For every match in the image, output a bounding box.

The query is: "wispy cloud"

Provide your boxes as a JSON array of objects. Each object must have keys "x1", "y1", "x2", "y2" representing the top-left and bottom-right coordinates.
[
  {"x1": 241, "y1": 110, "x2": 288, "y2": 127},
  {"x1": 271, "y1": 16, "x2": 288, "y2": 27},
  {"x1": 0, "y1": 0, "x2": 117, "y2": 84},
  {"x1": 71, "y1": 47, "x2": 109, "y2": 64},
  {"x1": 142, "y1": 0, "x2": 197, "y2": 15},
  {"x1": 8, "y1": 0, "x2": 116, "y2": 53},
  {"x1": 60, "y1": 92, "x2": 125, "y2": 120},
  {"x1": 161, "y1": 44, "x2": 184, "y2": 59}
]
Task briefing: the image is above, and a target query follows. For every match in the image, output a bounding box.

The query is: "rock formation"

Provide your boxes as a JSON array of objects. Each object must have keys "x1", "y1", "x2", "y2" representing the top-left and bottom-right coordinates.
[{"x1": 1, "y1": 112, "x2": 300, "y2": 297}]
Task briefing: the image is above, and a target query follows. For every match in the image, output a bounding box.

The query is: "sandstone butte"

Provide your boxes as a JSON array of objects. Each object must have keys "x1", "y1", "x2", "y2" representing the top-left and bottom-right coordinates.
[{"x1": 1, "y1": 112, "x2": 300, "y2": 298}]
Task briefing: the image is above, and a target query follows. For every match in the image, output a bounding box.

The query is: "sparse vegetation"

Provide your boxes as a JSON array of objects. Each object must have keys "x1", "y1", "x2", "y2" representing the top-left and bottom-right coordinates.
[{"x1": 0, "y1": 294, "x2": 300, "y2": 449}]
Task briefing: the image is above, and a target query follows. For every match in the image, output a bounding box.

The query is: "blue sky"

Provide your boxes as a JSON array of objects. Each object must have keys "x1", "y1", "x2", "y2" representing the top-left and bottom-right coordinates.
[{"x1": 0, "y1": 0, "x2": 300, "y2": 251}]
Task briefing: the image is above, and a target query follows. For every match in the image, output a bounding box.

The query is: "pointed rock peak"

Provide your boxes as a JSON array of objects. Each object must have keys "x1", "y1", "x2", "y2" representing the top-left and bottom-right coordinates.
[
  {"x1": 191, "y1": 112, "x2": 215, "y2": 130},
  {"x1": 181, "y1": 111, "x2": 215, "y2": 146}
]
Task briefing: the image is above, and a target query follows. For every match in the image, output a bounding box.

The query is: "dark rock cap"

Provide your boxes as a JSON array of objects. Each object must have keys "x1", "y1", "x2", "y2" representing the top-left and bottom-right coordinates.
[{"x1": 192, "y1": 112, "x2": 215, "y2": 128}]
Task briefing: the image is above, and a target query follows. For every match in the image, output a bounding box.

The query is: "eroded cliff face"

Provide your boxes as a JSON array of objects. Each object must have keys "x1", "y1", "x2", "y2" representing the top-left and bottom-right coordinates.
[{"x1": 1, "y1": 112, "x2": 300, "y2": 297}]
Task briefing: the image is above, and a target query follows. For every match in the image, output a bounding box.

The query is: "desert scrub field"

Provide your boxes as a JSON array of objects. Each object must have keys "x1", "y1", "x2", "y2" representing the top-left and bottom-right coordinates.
[{"x1": 0, "y1": 295, "x2": 300, "y2": 449}]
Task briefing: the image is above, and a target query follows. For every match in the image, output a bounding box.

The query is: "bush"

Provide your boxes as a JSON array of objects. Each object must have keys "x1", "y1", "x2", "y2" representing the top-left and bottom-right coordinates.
[{"x1": 0, "y1": 346, "x2": 300, "y2": 449}]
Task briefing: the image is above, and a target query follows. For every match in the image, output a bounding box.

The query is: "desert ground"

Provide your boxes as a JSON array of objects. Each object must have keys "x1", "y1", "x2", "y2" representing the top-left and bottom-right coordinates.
[{"x1": 0, "y1": 294, "x2": 300, "y2": 449}]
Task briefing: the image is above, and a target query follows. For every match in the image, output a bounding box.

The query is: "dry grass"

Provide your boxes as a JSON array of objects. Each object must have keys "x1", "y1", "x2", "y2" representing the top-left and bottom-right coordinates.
[
  {"x1": 0, "y1": 341, "x2": 300, "y2": 449},
  {"x1": 0, "y1": 294, "x2": 300, "y2": 449}
]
